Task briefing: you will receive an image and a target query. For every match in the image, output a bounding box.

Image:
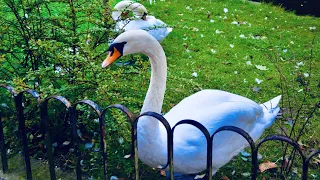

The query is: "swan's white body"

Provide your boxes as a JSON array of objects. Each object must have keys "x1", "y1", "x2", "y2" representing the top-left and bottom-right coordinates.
[
  {"x1": 113, "y1": 1, "x2": 172, "y2": 42},
  {"x1": 102, "y1": 30, "x2": 281, "y2": 175}
]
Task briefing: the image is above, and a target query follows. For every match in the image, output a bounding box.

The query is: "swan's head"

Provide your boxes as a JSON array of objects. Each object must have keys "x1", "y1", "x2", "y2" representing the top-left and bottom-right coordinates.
[{"x1": 102, "y1": 30, "x2": 158, "y2": 68}]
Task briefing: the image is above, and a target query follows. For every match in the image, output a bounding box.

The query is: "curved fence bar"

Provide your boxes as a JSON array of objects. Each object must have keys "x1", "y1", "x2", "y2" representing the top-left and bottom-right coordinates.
[
  {"x1": 212, "y1": 126, "x2": 256, "y2": 179},
  {"x1": 0, "y1": 84, "x2": 17, "y2": 173},
  {"x1": 102, "y1": 104, "x2": 135, "y2": 179},
  {"x1": 40, "y1": 95, "x2": 71, "y2": 180},
  {"x1": 172, "y1": 119, "x2": 213, "y2": 180},
  {"x1": 71, "y1": 100, "x2": 103, "y2": 180},
  {"x1": 104, "y1": 104, "x2": 135, "y2": 123},
  {"x1": 14, "y1": 89, "x2": 40, "y2": 180},
  {"x1": 134, "y1": 112, "x2": 173, "y2": 180},
  {"x1": 305, "y1": 149, "x2": 320, "y2": 179},
  {"x1": 0, "y1": 84, "x2": 17, "y2": 96},
  {"x1": 257, "y1": 135, "x2": 306, "y2": 179}
]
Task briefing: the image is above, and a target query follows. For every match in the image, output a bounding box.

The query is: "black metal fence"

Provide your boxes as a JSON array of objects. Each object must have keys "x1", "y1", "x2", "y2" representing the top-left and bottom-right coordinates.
[{"x1": 0, "y1": 84, "x2": 319, "y2": 180}]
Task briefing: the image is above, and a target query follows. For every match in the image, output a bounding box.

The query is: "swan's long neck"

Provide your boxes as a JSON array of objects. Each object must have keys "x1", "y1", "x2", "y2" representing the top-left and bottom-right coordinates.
[{"x1": 140, "y1": 39, "x2": 167, "y2": 129}]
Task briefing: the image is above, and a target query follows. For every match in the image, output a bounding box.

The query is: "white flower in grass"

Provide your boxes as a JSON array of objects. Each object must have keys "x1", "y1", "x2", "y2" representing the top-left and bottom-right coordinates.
[
  {"x1": 25, "y1": 13, "x2": 28, "y2": 18},
  {"x1": 243, "y1": 79, "x2": 247, "y2": 83},
  {"x1": 210, "y1": 19, "x2": 215, "y2": 23},
  {"x1": 297, "y1": 62, "x2": 304, "y2": 66},
  {"x1": 215, "y1": 29, "x2": 223, "y2": 34},
  {"x1": 186, "y1": 49, "x2": 190, "y2": 53},
  {"x1": 246, "y1": 61, "x2": 252, "y2": 66},
  {"x1": 239, "y1": 34, "x2": 246, "y2": 38},
  {"x1": 223, "y1": 8, "x2": 228, "y2": 13},
  {"x1": 192, "y1": 71, "x2": 198, "y2": 77},
  {"x1": 55, "y1": 66, "x2": 62, "y2": 74},
  {"x1": 200, "y1": 34, "x2": 204, "y2": 38},
  {"x1": 309, "y1": 26, "x2": 316, "y2": 30},
  {"x1": 231, "y1": 21, "x2": 239, "y2": 25},
  {"x1": 149, "y1": 0, "x2": 155, "y2": 5},
  {"x1": 290, "y1": 41, "x2": 294, "y2": 44},
  {"x1": 192, "y1": 27, "x2": 199, "y2": 32},
  {"x1": 304, "y1": 73, "x2": 309, "y2": 77},
  {"x1": 118, "y1": 137, "x2": 124, "y2": 144},
  {"x1": 255, "y1": 78, "x2": 263, "y2": 84},
  {"x1": 283, "y1": 49, "x2": 288, "y2": 53},
  {"x1": 234, "y1": 71, "x2": 238, "y2": 74},
  {"x1": 186, "y1": 6, "x2": 192, "y2": 10},
  {"x1": 211, "y1": 49, "x2": 216, "y2": 54},
  {"x1": 230, "y1": 44, "x2": 234, "y2": 48}
]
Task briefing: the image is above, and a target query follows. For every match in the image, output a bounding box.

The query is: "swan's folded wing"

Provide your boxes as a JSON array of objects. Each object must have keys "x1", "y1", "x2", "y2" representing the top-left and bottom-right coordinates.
[{"x1": 164, "y1": 101, "x2": 263, "y2": 146}]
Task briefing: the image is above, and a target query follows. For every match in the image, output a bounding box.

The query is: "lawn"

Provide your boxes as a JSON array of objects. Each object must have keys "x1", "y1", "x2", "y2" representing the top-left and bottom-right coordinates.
[
  {"x1": 0, "y1": 0, "x2": 319, "y2": 179},
  {"x1": 106, "y1": 0, "x2": 319, "y2": 179}
]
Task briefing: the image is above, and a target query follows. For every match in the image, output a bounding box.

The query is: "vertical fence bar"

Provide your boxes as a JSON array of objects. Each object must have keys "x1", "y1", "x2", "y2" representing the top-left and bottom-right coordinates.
[
  {"x1": 70, "y1": 106, "x2": 82, "y2": 180},
  {"x1": 168, "y1": 126, "x2": 174, "y2": 180},
  {"x1": 40, "y1": 100, "x2": 56, "y2": 180},
  {"x1": 0, "y1": 112, "x2": 8, "y2": 173},
  {"x1": 132, "y1": 123, "x2": 139, "y2": 180},
  {"x1": 251, "y1": 148, "x2": 258, "y2": 180},
  {"x1": 14, "y1": 93, "x2": 32, "y2": 180},
  {"x1": 98, "y1": 116, "x2": 107, "y2": 180}
]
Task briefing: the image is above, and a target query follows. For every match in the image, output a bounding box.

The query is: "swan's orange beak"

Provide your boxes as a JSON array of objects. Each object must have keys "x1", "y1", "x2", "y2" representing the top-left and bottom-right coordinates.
[{"x1": 101, "y1": 47, "x2": 121, "y2": 68}]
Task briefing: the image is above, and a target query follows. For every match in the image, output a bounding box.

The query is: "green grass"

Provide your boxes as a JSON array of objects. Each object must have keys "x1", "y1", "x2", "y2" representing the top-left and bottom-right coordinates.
[{"x1": 104, "y1": 0, "x2": 319, "y2": 179}]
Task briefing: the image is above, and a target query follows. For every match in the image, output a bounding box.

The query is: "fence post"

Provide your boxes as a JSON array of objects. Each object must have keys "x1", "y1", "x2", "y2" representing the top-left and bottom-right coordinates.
[
  {"x1": 14, "y1": 93, "x2": 32, "y2": 180},
  {"x1": 70, "y1": 106, "x2": 82, "y2": 180},
  {"x1": 0, "y1": 112, "x2": 8, "y2": 173},
  {"x1": 40, "y1": 100, "x2": 56, "y2": 180}
]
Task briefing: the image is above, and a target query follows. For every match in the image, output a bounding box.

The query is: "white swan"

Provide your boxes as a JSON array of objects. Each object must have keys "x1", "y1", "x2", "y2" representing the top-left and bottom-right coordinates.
[
  {"x1": 112, "y1": 0, "x2": 172, "y2": 42},
  {"x1": 101, "y1": 30, "x2": 281, "y2": 176},
  {"x1": 112, "y1": 0, "x2": 148, "y2": 21}
]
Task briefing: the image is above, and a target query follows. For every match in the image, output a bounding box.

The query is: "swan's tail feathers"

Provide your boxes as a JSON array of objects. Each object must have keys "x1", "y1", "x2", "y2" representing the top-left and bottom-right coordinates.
[
  {"x1": 260, "y1": 95, "x2": 282, "y2": 128},
  {"x1": 262, "y1": 95, "x2": 281, "y2": 112}
]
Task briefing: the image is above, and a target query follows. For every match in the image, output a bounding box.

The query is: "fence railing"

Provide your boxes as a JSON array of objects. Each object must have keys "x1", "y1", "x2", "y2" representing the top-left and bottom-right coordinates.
[{"x1": 0, "y1": 84, "x2": 319, "y2": 180}]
